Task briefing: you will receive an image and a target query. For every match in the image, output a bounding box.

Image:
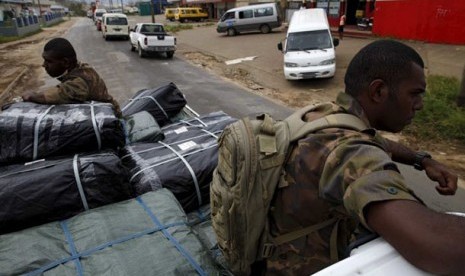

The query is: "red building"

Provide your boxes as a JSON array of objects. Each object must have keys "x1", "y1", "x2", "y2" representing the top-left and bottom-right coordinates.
[
  {"x1": 373, "y1": 0, "x2": 465, "y2": 45},
  {"x1": 314, "y1": 0, "x2": 464, "y2": 45}
]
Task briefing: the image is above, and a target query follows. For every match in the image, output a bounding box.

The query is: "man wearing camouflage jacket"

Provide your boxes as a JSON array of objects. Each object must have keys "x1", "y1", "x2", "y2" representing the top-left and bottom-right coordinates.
[
  {"x1": 21, "y1": 37, "x2": 121, "y2": 117},
  {"x1": 266, "y1": 40, "x2": 465, "y2": 275}
]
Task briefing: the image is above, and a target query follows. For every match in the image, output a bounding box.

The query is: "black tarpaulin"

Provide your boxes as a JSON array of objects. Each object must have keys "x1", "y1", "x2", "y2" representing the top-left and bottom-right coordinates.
[
  {"x1": 0, "y1": 151, "x2": 132, "y2": 234},
  {"x1": 121, "y1": 111, "x2": 236, "y2": 212},
  {"x1": 121, "y1": 82, "x2": 187, "y2": 126},
  {"x1": 0, "y1": 101, "x2": 125, "y2": 164}
]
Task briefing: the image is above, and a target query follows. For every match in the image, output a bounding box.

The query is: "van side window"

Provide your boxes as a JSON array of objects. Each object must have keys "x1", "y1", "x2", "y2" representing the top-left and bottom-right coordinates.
[
  {"x1": 239, "y1": 10, "x2": 253, "y2": 19},
  {"x1": 254, "y1": 7, "x2": 273, "y2": 17}
]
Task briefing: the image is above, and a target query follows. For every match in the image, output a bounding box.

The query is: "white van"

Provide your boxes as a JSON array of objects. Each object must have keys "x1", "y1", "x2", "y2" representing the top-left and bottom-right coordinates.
[
  {"x1": 101, "y1": 13, "x2": 129, "y2": 40},
  {"x1": 277, "y1": 8, "x2": 339, "y2": 80},
  {"x1": 217, "y1": 3, "x2": 282, "y2": 36}
]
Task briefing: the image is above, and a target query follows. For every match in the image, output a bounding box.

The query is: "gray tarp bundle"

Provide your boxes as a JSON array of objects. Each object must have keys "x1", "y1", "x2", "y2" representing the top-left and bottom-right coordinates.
[
  {"x1": 0, "y1": 151, "x2": 132, "y2": 235},
  {"x1": 121, "y1": 111, "x2": 236, "y2": 212},
  {"x1": 0, "y1": 189, "x2": 222, "y2": 275},
  {"x1": 123, "y1": 111, "x2": 164, "y2": 144},
  {"x1": 0, "y1": 101, "x2": 124, "y2": 164},
  {"x1": 187, "y1": 205, "x2": 231, "y2": 274},
  {"x1": 121, "y1": 82, "x2": 187, "y2": 127}
]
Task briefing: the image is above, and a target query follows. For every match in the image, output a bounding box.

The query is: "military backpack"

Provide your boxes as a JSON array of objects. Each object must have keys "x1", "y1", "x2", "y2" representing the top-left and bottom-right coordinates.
[{"x1": 210, "y1": 104, "x2": 367, "y2": 275}]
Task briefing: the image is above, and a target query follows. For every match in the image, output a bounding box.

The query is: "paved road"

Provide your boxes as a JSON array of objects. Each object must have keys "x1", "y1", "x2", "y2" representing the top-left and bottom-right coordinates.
[{"x1": 50, "y1": 18, "x2": 292, "y2": 120}]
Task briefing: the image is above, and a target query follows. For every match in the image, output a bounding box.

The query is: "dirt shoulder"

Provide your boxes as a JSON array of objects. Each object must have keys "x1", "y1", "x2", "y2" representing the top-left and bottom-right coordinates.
[{"x1": 0, "y1": 18, "x2": 77, "y2": 104}]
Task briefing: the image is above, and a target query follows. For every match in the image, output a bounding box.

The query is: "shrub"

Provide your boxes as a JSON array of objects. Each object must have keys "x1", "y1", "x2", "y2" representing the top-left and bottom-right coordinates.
[{"x1": 404, "y1": 75, "x2": 465, "y2": 143}]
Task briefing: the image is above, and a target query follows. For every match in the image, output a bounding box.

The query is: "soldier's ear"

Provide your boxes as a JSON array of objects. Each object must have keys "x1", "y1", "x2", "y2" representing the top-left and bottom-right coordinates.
[{"x1": 368, "y1": 79, "x2": 389, "y2": 103}]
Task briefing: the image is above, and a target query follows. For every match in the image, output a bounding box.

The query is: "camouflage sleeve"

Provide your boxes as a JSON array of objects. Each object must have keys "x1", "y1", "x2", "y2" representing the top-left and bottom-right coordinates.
[
  {"x1": 42, "y1": 77, "x2": 89, "y2": 104},
  {"x1": 320, "y1": 142, "x2": 419, "y2": 231}
]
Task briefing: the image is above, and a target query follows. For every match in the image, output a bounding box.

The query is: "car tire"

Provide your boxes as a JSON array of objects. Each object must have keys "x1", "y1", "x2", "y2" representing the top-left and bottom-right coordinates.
[
  {"x1": 138, "y1": 44, "x2": 145, "y2": 58},
  {"x1": 260, "y1": 24, "x2": 271, "y2": 34},
  {"x1": 227, "y1": 28, "x2": 236, "y2": 37},
  {"x1": 130, "y1": 43, "x2": 135, "y2": 52},
  {"x1": 166, "y1": 51, "x2": 174, "y2": 58}
]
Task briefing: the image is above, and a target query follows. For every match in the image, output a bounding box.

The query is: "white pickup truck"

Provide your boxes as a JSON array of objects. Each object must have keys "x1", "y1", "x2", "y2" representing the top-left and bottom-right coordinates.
[{"x1": 129, "y1": 23, "x2": 177, "y2": 58}]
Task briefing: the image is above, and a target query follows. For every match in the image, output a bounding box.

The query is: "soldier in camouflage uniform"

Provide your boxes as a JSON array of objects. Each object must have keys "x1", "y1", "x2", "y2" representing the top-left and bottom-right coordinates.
[
  {"x1": 266, "y1": 40, "x2": 465, "y2": 275},
  {"x1": 21, "y1": 37, "x2": 121, "y2": 117}
]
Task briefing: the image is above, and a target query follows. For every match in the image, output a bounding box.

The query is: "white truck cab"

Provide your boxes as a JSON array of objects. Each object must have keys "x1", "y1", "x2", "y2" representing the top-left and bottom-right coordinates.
[{"x1": 277, "y1": 8, "x2": 339, "y2": 80}]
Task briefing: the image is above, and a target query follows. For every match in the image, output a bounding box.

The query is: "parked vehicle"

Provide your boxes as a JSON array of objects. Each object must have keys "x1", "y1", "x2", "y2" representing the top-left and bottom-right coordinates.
[
  {"x1": 96, "y1": 19, "x2": 102, "y2": 31},
  {"x1": 277, "y1": 8, "x2": 339, "y2": 80},
  {"x1": 93, "y1": 8, "x2": 107, "y2": 23},
  {"x1": 356, "y1": 17, "x2": 373, "y2": 31},
  {"x1": 216, "y1": 3, "x2": 282, "y2": 36},
  {"x1": 165, "y1": 8, "x2": 176, "y2": 21},
  {"x1": 174, "y1": 7, "x2": 208, "y2": 23},
  {"x1": 101, "y1": 13, "x2": 130, "y2": 40},
  {"x1": 129, "y1": 23, "x2": 177, "y2": 58}
]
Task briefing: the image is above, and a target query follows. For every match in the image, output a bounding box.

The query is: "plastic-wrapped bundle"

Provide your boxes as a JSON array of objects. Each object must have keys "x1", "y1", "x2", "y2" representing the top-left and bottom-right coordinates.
[
  {"x1": 122, "y1": 82, "x2": 187, "y2": 126},
  {"x1": 124, "y1": 111, "x2": 164, "y2": 144},
  {"x1": 0, "y1": 189, "x2": 222, "y2": 275},
  {"x1": 0, "y1": 101, "x2": 125, "y2": 164},
  {"x1": 0, "y1": 151, "x2": 132, "y2": 234},
  {"x1": 121, "y1": 111, "x2": 237, "y2": 212}
]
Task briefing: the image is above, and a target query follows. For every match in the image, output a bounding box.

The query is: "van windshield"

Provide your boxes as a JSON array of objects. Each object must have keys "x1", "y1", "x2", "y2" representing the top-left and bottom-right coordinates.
[
  {"x1": 286, "y1": 30, "x2": 332, "y2": 51},
  {"x1": 220, "y1": 12, "x2": 235, "y2": 22}
]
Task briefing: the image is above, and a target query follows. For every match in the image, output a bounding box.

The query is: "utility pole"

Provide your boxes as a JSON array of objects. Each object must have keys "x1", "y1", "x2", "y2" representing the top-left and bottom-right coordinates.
[
  {"x1": 150, "y1": 0, "x2": 155, "y2": 23},
  {"x1": 457, "y1": 65, "x2": 465, "y2": 107},
  {"x1": 37, "y1": 0, "x2": 43, "y2": 17}
]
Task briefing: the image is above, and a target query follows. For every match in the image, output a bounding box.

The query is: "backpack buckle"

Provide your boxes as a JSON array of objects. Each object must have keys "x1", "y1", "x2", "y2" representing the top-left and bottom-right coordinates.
[{"x1": 261, "y1": 243, "x2": 275, "y2": 258}]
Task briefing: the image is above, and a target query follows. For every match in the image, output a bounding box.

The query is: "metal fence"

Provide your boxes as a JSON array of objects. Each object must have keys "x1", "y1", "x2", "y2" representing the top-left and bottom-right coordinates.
[{"x1": 0, "y1": 13, "x2": 64, "y2": 37}]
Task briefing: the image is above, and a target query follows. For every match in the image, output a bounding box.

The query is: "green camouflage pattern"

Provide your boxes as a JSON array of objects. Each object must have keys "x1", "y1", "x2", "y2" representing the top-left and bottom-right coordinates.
[
  {"x1": 42, "y1": 62, "x2": 121, "y2": 117},
  {"x1": 266, "y1": 92, "x2": 420, "y2": 275}
]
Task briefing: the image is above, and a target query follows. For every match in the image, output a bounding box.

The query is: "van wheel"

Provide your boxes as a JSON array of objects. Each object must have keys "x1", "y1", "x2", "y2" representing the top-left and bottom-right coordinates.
[
  {"x1": 138, "y1": 44, "x2": 145, "y2": 58},
  {"x1": 260, "y1": 24, "x2": 271, "y2": 34},
  {"x1": 166, "y1": 51, "x2": 174, "y2": 58},
  {"x1": 227, "y1": 28, "x2": 236, "y2": 36}
]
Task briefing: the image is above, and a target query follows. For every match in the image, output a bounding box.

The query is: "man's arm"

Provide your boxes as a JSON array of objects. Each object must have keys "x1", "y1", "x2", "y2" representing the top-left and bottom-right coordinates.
[
  {"x1": 385, "y1": 139, "x2": 457, "y2": 195},
  {"x1": 366, "y1": 199, "x2": 465, "y2": 275}
]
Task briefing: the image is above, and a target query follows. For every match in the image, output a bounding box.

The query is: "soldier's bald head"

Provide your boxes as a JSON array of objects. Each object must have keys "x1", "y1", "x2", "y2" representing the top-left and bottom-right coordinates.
[
  {"x1": 344, "y1": 39, "x2": 424, "y2": 98},
  {"x1": 43, "y1": 37, "x2": 77, "y2": 62}
]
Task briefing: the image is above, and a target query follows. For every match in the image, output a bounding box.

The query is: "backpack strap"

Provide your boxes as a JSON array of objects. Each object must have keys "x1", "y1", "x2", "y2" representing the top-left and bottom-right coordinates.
[
  {"x1": 272, "y1": 217, "x2": 339, "y2": 246},
  {"x1": 285, "y1": 105, "x2": 368, "y2": 142}
]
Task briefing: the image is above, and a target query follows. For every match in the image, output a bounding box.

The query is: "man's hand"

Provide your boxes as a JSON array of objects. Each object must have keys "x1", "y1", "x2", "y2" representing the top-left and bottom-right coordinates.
[
  {"x1": 423, "y1": 158, "x2": 458, "y2": 195},
  {"x1": 21, "y1": 91, "x2": 45, "y2": 103}
]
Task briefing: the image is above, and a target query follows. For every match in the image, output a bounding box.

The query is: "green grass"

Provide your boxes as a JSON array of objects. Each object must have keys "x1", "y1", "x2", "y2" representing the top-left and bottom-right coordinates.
[
  {"x1": 164, "y1": 24, "x2": 193, "y2": 33},
  {"x1": 404, "y1": 75, "x2": 465, "y2": 144}
]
